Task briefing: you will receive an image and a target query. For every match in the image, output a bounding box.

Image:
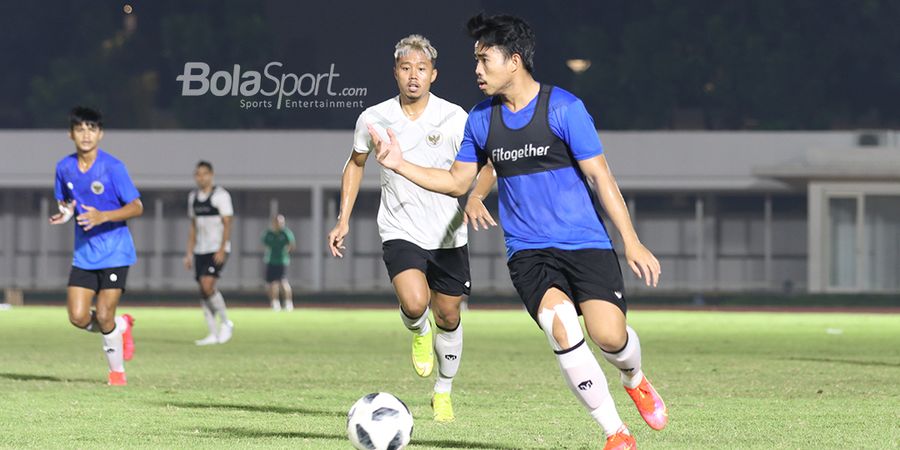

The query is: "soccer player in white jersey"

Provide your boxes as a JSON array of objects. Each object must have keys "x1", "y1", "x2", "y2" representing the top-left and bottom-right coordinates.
[
  {"x1": 50, "y1": 107, "x2": 141, "y2": 386},
  {"x1": 327, "y1": 34, "x2": 487, "y2": 422},
  {"x1": 184, "y1": 161, "x2": 235, "y2": 345}
]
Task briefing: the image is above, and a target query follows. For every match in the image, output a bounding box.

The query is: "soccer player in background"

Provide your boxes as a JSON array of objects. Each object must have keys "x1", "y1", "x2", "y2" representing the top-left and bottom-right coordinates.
[
  {"x1": 49, "y1": 106, "x2": 141, "y2": 386},
  {"x1": 327, "y1": 34, "x2": 491, "y2": 422},
  {"x1": 184, "y1": 161, "x2": 235, "y2": 345},
  {"x1": 369, "y1": 14, "x2": 667, "y2": 449},
  {"x1": 262, "y1": 214, "x2": 296, "y2": 311}
]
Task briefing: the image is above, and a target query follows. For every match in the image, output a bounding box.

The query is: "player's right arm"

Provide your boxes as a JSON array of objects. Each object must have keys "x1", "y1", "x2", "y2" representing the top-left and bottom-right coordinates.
[
  {"x1": 463, "y1": 162, "x2": 498, "y2": 231},
  {"x1": 369, "y1": 125, "x2": 478, "y2": 197},
  {"x1": 184, "y1": 192, "x2": 196, "y2": 270},
  {"x1": 327, "y1": 149, "x2": 368, "y2": 258},
  {"x1": 184, "y1": 220, "x2": 196, "y2": 270},
  {"x1": 49, "y1": 163, "x2": 75, "y2": 225}
]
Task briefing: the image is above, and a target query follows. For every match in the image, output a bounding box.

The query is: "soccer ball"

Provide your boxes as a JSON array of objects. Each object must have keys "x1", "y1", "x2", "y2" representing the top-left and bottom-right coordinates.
[{"x1": 347, "y1": 392, "x2": 414, "y2": 450}]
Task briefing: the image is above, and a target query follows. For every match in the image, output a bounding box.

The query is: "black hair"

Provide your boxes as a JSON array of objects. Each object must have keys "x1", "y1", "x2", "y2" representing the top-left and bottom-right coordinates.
[
  {"x1": 69, "y1": 106, "x2": 103, "y2": 130},
  {"x1": 467, "y1": 13, "x2": 535, "y2": 73},
  {"x1": 196, "y1": 160, "x2": 214, "y2": 172}
]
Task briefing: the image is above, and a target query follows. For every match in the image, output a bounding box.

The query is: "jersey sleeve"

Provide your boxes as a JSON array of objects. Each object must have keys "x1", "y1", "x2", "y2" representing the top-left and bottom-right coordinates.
[
  {"x1": 54, "y1": 163, "x2": 68, "y2": 202},
  {"x1": 448, "y1": 107, "x2": 469, "y2": 153},
  {"x1": 111, "y1": 162, "x2": 141, "y2": 205},
  {"x1": 214, "y1": 190, "x2": 234, "y2": 217},
  {"x1": 455, "y1": 116, "x2": 486, "y2": 165},
  {"x1": 549, "y1": 98, "x2": 604, "y2": 161},
  {"x1": 352, "y1": 112, "x2": 373, "y2": 154},
  {"x1": 286, "y1": 228, "x2": 296, "y2": 244}
]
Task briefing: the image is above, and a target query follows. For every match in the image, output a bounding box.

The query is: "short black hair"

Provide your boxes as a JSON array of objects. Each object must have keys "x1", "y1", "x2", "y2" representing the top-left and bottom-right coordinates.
[
  {"x1": 69, "y1": 106, "x2": 103, "y2": 129},
  {"x1": 196, "y1": 160, "x2": 213, "y2": 172},
  {"x1": 467, "y1": 13, "x2": 535, "y2": 73}
]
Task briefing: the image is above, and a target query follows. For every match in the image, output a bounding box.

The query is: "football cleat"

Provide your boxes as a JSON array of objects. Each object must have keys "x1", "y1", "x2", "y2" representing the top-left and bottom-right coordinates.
[
  {"x1": 107, "y1": 371, "x2": 127, "y2": 386},
  {"x1": 411, "y1": 322, "x2": 434, "y2": 377},
  {"x1": 122, "y1": 314, "x2": 135, "y2": 361},
  {"x1": 624, "y1": 376, "x2": 668, "y2": 430},
  {"x1": 195, "y1": 334, "x2": 218, "y2": 346},
  {"x1": 431, "y1": 392, "x2": 455, "y2": 422},
  {"x1": 217, "y1": 320, "x2": 234, "y2": 344},
  {"x1": 604, "y1": 425, "x2": 636, "y2": 450}
]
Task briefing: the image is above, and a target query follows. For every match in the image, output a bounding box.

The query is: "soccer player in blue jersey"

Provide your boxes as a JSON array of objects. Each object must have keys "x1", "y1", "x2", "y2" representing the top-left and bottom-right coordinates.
[
  {"x1": 49, "y1": 107, "x2": 142, "y2": 386},
  {"x1": 370, "y1": 14, "x2": 666, "y2": 449}
]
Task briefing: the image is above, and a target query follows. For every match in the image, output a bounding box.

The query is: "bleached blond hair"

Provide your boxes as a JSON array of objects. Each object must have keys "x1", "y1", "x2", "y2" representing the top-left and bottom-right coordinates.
[{"x1": 394, "y1": 34, "x2": 438, "y2": 63}]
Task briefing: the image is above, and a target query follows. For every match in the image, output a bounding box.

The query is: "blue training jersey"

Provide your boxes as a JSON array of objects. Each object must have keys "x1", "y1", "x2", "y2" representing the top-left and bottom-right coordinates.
[
  {"x1": 456, "y1": 85, "x2": 612, "y2": 258},
  {"x1": 54, "y1": 150, "x2": 140, "y2": 270}
]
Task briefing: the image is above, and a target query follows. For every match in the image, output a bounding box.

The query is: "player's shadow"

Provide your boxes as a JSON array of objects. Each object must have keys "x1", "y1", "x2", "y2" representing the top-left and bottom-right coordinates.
[
  {"x1": 414, "y1": 438, "x2": 520, "y2": 449},
  {"x1": 159, "y1": 401, "x2": 346, "y2": 417},
  {"x1": 784, "y1": 357, "x2": 900, "y2": 368},
  {"x1": 199, "y1": 427, "x2": 519, "y2": 449},
  {"x1": 0, "y1": 372, "x2": 96, "y2": 383},
  {"x1": 196, "y1": 427, "x2": 344, "y2": 441}
]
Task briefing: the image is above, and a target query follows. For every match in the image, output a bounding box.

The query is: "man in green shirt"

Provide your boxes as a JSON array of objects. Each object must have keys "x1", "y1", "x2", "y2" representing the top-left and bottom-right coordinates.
[{"x1": 262, "y1": 214, "x2": 296, "y2": 311}]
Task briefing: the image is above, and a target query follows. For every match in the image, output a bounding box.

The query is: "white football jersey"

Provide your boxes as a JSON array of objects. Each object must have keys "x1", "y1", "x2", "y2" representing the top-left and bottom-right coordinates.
[
  {"x1": 188, "y1": 186, "x2": 234, "y2": 254},
  {"x1": 354, "y1": 94, "x2": 468, "y2": 249}
]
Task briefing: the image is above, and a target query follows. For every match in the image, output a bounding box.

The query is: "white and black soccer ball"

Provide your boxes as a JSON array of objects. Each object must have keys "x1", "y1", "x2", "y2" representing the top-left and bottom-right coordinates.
[{"x1": 347, "y1": 392, "x2": 414, "y2": 450}]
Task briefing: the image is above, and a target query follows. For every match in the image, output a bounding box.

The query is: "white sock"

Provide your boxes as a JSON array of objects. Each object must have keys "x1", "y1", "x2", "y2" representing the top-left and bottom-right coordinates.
[
  {"x1": 201, "y1": 300, "x2": 218, "y2": 336},
  {"x1": 434, "y1": 321, "x2": 463, "y2": 394},
  {"x1": 600, "y1": 326, "x2": 643, "y2": 388},
  {"x1": 557, "y1": 341, "x2": 624, "y2": 437},
  {"x1": 400, "y1": 306, "x2": 430, "y2": 336},
  {"x1": 271, "y1": 298, "x2": 281, "y2": 310},
  {"x1": 102, "y1": 325, "x2": 124, "y2": 373},
  {"x1": 115, "y1": 315, "x2": 128, "y2": 333},
  {"x1": 208, "y1": 291, "x2": 229, "y2": 323}
]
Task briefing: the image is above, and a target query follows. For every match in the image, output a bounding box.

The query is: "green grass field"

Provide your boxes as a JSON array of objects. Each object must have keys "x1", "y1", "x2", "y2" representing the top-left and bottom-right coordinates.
[{"x1": 0, "y1": 306, "x2": 898, "y2": 449}]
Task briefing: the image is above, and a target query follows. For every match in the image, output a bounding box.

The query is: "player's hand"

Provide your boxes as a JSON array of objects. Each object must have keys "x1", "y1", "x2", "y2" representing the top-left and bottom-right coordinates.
[
  {"x1": 368, "y1": 124, "x2": 403, "y2": 170},
  {"x1": 76, "y1": 204, "x2": 107, "y2": 231},
  {"x1": 49, "y1": 200, "x2": 76, "y2": 225},
  {"x1": 464, "y1": 195, "x2": 497, "y2": 231},
  {"x1": 327, "y1": 222, "x2": 350, "y2": 258},
  {"x1": 624, "y1": 242, "x2": 661, "y2": 287},
  {"x1": 183, "y1": 254, "x2": 193, "y2": 270},
  {"x1": 213, "y1": 249, "x2": 226, "y2": 265}
]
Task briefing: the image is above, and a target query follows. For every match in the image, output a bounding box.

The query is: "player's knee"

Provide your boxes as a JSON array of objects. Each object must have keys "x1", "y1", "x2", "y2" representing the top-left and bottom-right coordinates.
[
  {"x1": 68, "y1": 312, "x2": 91, "y2": 329},
  {"x1": 537, "y1": 301, "x2": 583, "y2": 352},
  {"x1": 95, "y1": 309, "x2": 115, "y2": 327},
  {"x1": 400, "y1": 301, "x2": 428, "y2": 319},
  {"x1": 589, "y1": 328, "x2": 627, "y2": 353},
  {"x1": 433, "y1": 308, "x2": 460, "y2": 331}
]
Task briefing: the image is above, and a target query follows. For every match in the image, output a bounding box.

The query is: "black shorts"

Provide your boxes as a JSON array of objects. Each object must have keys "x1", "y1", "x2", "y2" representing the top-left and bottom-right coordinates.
[
  {"x1": 68, "y1": 266, "x2": 130, "y2": 292},
  {"x1": 265, "y1": 264, "x2": 287, "y2": 282},
  {"x1": 382, "y1": 239, "x2": 471, "y2": 297},
  {"x1": 195, "y1": 253, "x2": 228, "y2": 281},
  {"x1": 507, "y1": 248, "x2": 626, "y2": 324}
]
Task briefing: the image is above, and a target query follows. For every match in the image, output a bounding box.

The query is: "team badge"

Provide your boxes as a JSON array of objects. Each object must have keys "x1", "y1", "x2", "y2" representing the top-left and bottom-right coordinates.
[
  {"x1": 91, "y1": 181, "x2": 105, "y2": 195},
  {"x1": 426, "y1": 130, "x2": 442, "y2": 148}
]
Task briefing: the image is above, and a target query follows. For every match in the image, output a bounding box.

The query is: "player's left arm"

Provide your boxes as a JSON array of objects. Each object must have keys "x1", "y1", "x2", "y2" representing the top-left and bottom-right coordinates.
[
  {"x1": 287, "y1": 229, "x2": 296, "y2": 253},
  {"x1": 76, "y1": 199, "x2": 144, "y2": 231},
  {"x1": 215, "y1": 190, "x2": 234, "y2": 265},
  {"x1": 76, "y1": 163, "x2": 143, "y2": 231},
  {"x1": 556, "y1": 97, "x2": 660, "y2": 286},
  {"x1": 217, "y1": 215, "x2": 232, "y2": 264},
  {"x1": 578, "y1": 155, "x2": 660, "y2": 287}
]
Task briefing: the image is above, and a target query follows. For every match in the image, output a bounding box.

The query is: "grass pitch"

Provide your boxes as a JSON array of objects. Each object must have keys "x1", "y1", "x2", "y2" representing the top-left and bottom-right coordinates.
[{"x1": 0, "y1": 305, "x2": 898, "y2": 449}]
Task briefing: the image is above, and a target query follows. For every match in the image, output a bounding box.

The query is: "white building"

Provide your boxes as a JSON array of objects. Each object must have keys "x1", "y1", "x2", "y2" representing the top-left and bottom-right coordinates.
[{"x1": 1, "y1": 129, "x2": 898, "y2": 294}]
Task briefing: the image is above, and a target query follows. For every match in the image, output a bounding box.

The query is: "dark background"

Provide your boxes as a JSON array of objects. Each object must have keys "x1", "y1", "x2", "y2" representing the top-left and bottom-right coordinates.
[{"x1": 2, "y1": 0, "x2": 898, "y2": 130}]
